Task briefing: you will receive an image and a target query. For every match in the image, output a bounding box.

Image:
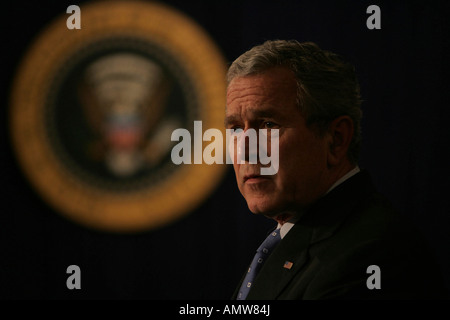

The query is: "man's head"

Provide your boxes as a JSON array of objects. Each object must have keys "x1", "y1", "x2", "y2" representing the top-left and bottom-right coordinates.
[{"x1": 225, "y1": 40, "x2": 362, "y2": 220}]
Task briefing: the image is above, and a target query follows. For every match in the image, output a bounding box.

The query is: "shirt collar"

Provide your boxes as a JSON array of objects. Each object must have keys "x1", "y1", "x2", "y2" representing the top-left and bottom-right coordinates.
[
  {"x1": 326, "y1": 166, "x2": 360, "y2": 195},
  {"x1": 278, "y1": 221, "x2": 296, "y2": 239}
]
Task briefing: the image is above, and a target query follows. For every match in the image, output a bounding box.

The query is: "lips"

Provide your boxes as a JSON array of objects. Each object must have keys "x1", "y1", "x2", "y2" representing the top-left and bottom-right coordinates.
[{"x1": 244, "y1": 173, "x2": 269, "y2": 183}]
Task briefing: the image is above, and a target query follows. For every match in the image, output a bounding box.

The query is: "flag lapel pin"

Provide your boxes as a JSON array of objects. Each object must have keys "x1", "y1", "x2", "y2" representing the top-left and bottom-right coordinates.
[{"x1": 283, "y1": 261, "x2": 294, "y2": 270}]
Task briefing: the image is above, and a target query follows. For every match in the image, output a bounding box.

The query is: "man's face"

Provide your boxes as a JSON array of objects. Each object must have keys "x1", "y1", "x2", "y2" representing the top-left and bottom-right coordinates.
[{"x1": 225, "y1": 67, "x2": 330, "y2": 218}]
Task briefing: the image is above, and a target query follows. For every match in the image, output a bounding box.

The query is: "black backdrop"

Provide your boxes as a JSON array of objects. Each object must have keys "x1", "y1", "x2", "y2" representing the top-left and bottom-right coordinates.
[{"x1": 1, "y1": 0, "x2": 449, "y2": 299}]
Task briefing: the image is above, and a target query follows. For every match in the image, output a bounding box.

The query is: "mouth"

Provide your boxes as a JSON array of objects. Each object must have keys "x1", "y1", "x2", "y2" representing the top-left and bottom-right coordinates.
[{"x1": 244, "y1": 174, "x2": 270, "y2": 184}]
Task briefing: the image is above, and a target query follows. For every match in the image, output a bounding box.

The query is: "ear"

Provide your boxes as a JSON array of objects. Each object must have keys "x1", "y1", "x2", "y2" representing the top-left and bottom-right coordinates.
[{"x1": 326, "y1": 115, "x2": 354, "y2": 166}]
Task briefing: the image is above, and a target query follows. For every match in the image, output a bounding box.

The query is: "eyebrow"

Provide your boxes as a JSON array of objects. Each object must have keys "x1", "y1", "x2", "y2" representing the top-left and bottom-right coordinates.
[
  {"x1": 224, "y1": 107, "x2": 281, "y2": 127},
  {"x1": 224, "y1": 114, "x2": 239, "y2": 127}
]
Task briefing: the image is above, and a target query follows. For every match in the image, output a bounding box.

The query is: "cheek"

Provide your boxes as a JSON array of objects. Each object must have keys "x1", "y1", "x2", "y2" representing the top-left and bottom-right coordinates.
[
  {"x1": 282, "y1": 130, "x2": 326, "y2": 162},
  {"x1": 232, "y1": 162, "x2": 240, "y2": 181},
  {"x1": 276, "y1": 134, "x2": 327, "y2": 184},
  {"x1": 232, "y1": 163, "x2": 244, "y2": 193}
]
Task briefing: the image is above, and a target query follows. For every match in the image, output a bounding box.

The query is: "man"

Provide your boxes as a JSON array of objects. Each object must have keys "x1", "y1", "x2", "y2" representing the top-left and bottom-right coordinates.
[{"x1": 225, "y1": 40, "x2": 446, "y2": 299}]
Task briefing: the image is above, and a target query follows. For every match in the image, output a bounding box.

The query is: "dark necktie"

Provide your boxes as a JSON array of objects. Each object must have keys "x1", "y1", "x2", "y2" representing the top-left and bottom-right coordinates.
[{"x1": 237, "y1": 228, "x2": 281, "y2": 300}]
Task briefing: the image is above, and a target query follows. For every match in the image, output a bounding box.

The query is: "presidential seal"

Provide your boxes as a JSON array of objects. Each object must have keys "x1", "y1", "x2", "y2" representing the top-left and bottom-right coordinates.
[{"x1": 10, "y1": 1, "x2": 227, "y2": 232}]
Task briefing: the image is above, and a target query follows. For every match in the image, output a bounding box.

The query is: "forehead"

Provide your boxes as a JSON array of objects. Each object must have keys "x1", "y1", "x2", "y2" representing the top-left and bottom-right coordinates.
[{"x1": 226, "y1": 67, "x2": 297, "y2": 116}]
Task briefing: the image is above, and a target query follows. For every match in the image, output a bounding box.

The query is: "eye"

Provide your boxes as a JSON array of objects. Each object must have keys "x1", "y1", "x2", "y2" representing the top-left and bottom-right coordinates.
[
  {"x1": 263, "y1": 121, "x2": 277, "y2": 129},
  {"x1": 230, "y1": 125, "x2": 244, "y2": 131},
  {"x1": 225, "y1": 121, "x2": 242, "y2": 130}
]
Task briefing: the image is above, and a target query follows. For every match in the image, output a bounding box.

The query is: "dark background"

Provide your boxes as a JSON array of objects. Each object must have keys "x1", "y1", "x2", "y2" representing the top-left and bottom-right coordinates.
[{"x1": 1, "y1": 0, "x2": 449, "y2": 299}]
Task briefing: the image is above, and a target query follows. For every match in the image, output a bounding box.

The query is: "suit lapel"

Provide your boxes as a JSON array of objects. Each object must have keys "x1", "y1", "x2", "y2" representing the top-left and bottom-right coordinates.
[
  {"x1": 246, "y1": 222, "x2": 312, "y2": 299},
  {"x1": 245, "y1": 171, "x2": 375, "y2": 300}
]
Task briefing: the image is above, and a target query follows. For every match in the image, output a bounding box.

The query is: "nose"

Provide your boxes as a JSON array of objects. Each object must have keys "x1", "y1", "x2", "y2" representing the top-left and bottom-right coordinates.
[{"x1": 236, "y1": 129, "x2": 258, "y2": 164}]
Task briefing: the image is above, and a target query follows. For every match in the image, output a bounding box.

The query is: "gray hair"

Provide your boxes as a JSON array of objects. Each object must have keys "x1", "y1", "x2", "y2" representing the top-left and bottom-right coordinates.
[{"x1": 227, "y1": 40, "x2": 363, "y2": 164}]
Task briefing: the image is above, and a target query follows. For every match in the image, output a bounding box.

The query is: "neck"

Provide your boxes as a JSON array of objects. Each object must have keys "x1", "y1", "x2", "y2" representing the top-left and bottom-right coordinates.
[
  {"x1": 272, "y1": 162, "x2": 357, "y2": 226},
  {"x1": 274, "y1": 213, "x2": 294, "y2": 225},
  {"x1": 325, "y1": 161, "x2": 356, "y2": 191}
]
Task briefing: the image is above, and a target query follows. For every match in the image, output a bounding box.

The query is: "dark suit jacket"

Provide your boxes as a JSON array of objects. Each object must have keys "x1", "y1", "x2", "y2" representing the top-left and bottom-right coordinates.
[{"x1": 233, "y1": 170, "x2": 447, "y2": 299}]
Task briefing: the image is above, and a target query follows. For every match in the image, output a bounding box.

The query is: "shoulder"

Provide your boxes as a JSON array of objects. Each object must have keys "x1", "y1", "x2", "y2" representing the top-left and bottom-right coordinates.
[{"x1": 303, "y1": 190, "x2": 446, "y2": 299}]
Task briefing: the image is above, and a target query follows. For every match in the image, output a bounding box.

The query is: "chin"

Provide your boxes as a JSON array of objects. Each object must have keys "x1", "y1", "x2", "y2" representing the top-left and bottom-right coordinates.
[{"x1": 246, "y1": 198, "x2": 282, "y2": 217}]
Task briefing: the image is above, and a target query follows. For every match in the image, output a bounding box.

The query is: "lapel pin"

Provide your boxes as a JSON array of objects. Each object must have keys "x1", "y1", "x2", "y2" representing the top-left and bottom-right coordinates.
[{"x1": 283, "y1": 261, "x2": 294, "y2": 270}]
